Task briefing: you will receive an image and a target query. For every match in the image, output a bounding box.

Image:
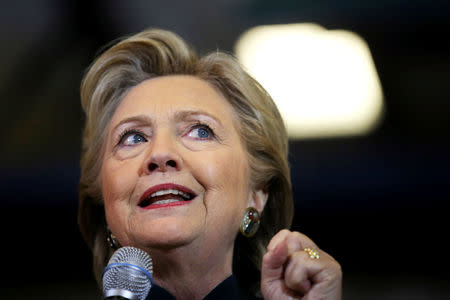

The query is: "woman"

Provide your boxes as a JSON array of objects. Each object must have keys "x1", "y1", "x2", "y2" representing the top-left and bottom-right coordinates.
[{"x1": 78, "y1": 28, "x2": 342, "y2": 299}]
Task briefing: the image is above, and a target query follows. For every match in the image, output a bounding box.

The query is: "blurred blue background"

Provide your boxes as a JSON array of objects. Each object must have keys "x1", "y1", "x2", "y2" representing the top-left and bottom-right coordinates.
[{"x1": 0, "y1": 0, "x2": 449, "y2": 299}]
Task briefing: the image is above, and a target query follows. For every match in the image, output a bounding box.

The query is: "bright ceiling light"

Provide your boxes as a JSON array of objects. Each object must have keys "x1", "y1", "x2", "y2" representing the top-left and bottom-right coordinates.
[{"x1": 235, "y1": 23, "x2": 384, "y2": 139}]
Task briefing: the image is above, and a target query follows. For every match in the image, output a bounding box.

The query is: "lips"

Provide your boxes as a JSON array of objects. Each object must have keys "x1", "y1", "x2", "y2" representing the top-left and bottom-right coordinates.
[{"x1": 138, "y1": 183, "x2": 196, "y2": 208}]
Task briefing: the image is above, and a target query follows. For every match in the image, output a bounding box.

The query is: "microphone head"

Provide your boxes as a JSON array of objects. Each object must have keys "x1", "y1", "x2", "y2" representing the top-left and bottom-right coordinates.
[{"x1": 103, "y1": 246, "x2": 153, "y2": 300}]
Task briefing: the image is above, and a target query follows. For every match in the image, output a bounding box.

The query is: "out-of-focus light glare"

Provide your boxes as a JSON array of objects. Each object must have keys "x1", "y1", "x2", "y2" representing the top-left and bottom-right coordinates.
[{"x1": 235, "y1": 23, "x2": 384, "y2": 139}]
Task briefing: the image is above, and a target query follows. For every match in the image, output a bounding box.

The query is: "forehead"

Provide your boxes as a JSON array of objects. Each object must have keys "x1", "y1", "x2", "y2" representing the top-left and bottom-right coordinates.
[{"x1": 111, "y1": 75, "x2": 239, "y2": 124}]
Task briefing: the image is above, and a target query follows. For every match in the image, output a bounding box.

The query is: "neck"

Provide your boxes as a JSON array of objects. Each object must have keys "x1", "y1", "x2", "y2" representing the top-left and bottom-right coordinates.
[{"x1": 148, "y1": 243, "x2": 234, "y2": 300}]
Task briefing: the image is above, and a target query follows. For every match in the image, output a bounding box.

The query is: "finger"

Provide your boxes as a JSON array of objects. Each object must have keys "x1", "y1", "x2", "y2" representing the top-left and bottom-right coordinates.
[
  {"x1": 285, "y1": 231, "x2": 319, "y2": 255},
  {"x1": 267, "y1": 229, "x2": 290, "y2": 252},
  {"x1": 284, "y1": 250, "x2": 323, "y2": 294},
  {"x1": 261, "y1": 232, "x2": 291, "y2": 299},
  {"x1": 284, "y1": 248, "x2": 342, "y2": 298},
  {"x1": 262, "y1": 236, "x2": 289, "y2": 276}
]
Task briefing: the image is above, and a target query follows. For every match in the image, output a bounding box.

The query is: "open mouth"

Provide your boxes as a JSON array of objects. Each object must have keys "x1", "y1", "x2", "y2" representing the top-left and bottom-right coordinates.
[{"x1": 138, "y1": 185, "x2": 196, "y2": 208}]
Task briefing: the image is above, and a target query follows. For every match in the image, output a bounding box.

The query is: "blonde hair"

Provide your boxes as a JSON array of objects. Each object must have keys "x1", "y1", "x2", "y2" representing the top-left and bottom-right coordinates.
[{"x1": 78, "y1": 28, "x2": 293, "y2": 295}]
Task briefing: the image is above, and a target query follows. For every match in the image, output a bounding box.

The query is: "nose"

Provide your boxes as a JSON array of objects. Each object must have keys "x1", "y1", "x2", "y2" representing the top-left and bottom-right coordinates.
[
  {"x1": 148, "y1": 159, "x2": 177, "y2": 172},
  {"x1": 142, "y1": 131, "x2": 182, "y2": 174}
]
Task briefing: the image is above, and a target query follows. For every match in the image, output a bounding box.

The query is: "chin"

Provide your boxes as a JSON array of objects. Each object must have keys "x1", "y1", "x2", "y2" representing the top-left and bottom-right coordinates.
[{"x1": 130, "y1": 216, "x2": 202, "y2": 250}]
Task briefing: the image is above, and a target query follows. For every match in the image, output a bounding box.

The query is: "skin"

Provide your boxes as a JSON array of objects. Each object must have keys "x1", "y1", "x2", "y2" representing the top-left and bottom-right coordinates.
[
  {"x1": 101, "y1": 75, "x2": 268, "y2": 299},
  {"x1": 101, "y1": 75, "x2": 342, "y2": 300},
  {"x1": 262, "y1": 230, "x2": 342, "y2": 299}
]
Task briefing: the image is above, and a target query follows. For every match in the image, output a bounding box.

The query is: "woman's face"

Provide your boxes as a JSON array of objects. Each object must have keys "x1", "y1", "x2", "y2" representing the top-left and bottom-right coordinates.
[{"x1": 101, "y1": 75, "x2": 265, "y2": 254}]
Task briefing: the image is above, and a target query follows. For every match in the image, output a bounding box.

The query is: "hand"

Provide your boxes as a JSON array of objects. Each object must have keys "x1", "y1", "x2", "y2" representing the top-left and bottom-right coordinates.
[{"x1": 261, "y1": 229, "x2": 342, "y2": 300}]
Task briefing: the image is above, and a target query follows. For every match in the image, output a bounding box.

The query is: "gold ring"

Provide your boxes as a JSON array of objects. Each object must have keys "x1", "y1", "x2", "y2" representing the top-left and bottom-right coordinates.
[{"x1": 304, "y1": 247, "x2": 320, "y2": 259}]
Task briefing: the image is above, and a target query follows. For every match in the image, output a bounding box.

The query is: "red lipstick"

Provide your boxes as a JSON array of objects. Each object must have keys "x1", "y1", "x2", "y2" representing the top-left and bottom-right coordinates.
[
  {"x1": 142, "y1": 200, "x2": 192, "y2": 210},
  {"x1": 138, "y1": 183, "x2": 196, "y2": 210}
]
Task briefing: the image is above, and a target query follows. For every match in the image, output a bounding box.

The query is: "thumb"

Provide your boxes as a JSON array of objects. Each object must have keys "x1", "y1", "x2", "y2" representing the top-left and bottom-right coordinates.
[{"x1": 262, "y1": 238, "x2": 289, "y2": 281}]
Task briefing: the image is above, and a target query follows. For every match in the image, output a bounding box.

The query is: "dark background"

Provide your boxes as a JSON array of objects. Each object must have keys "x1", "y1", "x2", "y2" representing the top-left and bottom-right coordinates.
[{"x1": 1, "y1": 1, "x2": 449, "y2": 299}]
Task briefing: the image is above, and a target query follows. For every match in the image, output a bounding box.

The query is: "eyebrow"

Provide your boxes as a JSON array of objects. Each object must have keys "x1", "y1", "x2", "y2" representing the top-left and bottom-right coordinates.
[
  {"x1": 111, "y1": 115, "x2": 153, "y2": 135},
  {"x1": 110, "y1": 109, "x2": 223, "y2": 134},
  {"x1": 173, "y1": 110, "x2": 222, "y2": 126}
]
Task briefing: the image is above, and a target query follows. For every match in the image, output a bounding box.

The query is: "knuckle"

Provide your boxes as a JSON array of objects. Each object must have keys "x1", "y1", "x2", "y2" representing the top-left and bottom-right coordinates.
[
  {"x1": 323, "y1": 259, "x2": 343, "y2": 281},
  {"x1": 292, "y1": 231, "x2": 304, "y2": 239},
  {"x1": 262, "y1": 251, "x2": 271, "y2": 264},
  {"x1": 287, "y1": 251, "x2": 304, "y2": 271},
  {"x1": 333, "y1": 260, "x2": 343, "y2": 277},
  {"x1": 279, "y1": 229, "x2": 291, "y2": 235}
]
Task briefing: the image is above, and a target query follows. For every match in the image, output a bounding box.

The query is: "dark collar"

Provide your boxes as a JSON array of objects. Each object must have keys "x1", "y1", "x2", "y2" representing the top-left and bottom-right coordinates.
[{"x1": 146, "y1": 274, "x2": 259, "y2": 299}]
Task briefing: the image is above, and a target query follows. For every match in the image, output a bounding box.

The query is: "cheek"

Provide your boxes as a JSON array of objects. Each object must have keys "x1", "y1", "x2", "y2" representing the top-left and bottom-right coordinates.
[
  {"x1": 101, "y1": 165, "x2": 121, "y2": 205},
  {"x1": 102, "y1": 157, "x2": 139, "y2": 198},
  {"x1": 199, "y1": 148, "x2": 250, "y2": 211},
  {"x1": 101, "y1": 159, "x2": 139, "y2": 223}
]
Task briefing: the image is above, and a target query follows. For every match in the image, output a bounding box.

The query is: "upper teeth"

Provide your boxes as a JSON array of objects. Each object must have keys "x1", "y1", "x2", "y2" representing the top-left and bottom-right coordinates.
[{"x1": 150, "y1": 189, "x2": 191, "y2": 199}]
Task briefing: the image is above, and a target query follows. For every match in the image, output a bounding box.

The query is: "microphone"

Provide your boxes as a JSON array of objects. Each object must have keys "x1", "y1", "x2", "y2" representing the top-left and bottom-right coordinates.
[{"x1": 103, "y1": 246, "x2": 153, "y2": 300}]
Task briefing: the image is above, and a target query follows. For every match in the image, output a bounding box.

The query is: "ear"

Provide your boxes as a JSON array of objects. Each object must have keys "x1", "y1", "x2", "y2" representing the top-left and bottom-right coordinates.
[{"x1": 248, "y1": 189, "x2": 269, "y2": 213}]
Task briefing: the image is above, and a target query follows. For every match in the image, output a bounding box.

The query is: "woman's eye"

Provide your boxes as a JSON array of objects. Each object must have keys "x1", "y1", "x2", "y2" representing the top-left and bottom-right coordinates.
[
  {"x1": 187, "y1": 125, "x2": 214, "y2": 139},
  {"x1": 119, "y1": 131, "x2": 147, "y2": 146}
]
